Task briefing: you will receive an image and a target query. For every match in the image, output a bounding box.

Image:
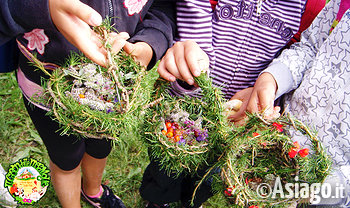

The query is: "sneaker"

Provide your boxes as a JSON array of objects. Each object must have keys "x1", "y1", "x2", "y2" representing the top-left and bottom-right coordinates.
[
  {"x1": 81, "y1": 184, "x2": 126, "y2": 208},
  {"x1": 146, "y1": 202, "x2": 169, "y2": 208}
]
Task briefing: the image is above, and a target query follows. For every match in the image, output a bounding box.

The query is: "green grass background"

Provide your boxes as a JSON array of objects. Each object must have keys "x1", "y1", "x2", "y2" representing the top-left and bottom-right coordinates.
[{"x1": 0, "y1": 72, "x2": 230, "y2": 208}]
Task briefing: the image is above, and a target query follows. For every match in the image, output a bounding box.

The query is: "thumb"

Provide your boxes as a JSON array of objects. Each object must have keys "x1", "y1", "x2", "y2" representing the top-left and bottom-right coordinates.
[{"x1": 70, "y1": 0, "x2": 102, "y2": 26}]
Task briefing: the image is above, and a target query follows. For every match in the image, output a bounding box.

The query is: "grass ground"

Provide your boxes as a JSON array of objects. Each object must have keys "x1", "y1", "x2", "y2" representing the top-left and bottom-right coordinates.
[{"x1": 0, "y1": 72, "x2": 230, "y2": 208}]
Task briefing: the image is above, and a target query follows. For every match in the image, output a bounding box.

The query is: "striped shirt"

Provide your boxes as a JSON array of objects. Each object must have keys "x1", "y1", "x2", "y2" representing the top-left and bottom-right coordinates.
[{"x1": 171, "y1": 0, "x2": 306, "y2": 100}]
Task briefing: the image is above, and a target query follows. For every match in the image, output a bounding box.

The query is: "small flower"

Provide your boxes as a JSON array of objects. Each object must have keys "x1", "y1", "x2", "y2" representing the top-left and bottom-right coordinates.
[
  {"x1": 249, "y1": 206, "x2": 259, "y2": 208},
  {"x1": 175, "y1": 130, "x2": 182, "y2": 136},
  {"x1": 273, "y1": 122, "x2": 283, "y2": 132},
  {"x1": 178, "y1": 138, "x2": 186, "y2": 145},
  {"x1": 184, "y1": 120, "x2": 194, "y2": 127},
  {"x1": 161, "y1": 129, "x2": 167, "y2": 136},
  {"x1": 224, "y1": 188, "x2": 232, "y2": 196},
  {"x1": 194, "y1": 129, "x2": 200, "y2": 138},
  {"x1": 196, "y1": 130, "x2": 208, "y2": 142},
  {"x1": 245, "y1": 177, "x2": 251, "y2": 185},
  {"x1": 289, "y1": 141, "x2": 309, "y2": 158},
  {"x1": 174, "y1": 135, "x2": 181, "y2": 142},
  {"x1": 166, "y1": 132, "x2": 173, "y2": 138},
  {"x1": 298, "y1": 148, "x2": 309, "y2": 157},
  {"x1": 288, "y1": 150, "x2": 298, "y2": 158},
  {"x1": 167, "y1": 127, "x2": 174, "y2": 133},
  {"x1": 166, "y1": 122, "x2": 172, "y2": 129},
  {"x1": 292, "y1": 141, "x2": 300, "y2": 150},
  {"x1": 261, "y1": 142, "x2": 267, "y2": 147},
  {"x1": 252, "y1": 132, "x2": 260, "y2": 137}
]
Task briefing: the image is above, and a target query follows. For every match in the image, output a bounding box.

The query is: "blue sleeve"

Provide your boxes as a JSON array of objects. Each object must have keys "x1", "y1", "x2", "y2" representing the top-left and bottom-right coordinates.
[
  {"x1": 0, "y1": 0, "x2": 54, "y2": 45},
  {"x1": 128, "y1": 0, "x2": 176, "y2": 68}
]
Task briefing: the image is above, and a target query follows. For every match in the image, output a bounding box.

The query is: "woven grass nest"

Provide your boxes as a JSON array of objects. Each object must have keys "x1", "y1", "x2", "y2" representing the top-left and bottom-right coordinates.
[
  {"x1": 215, "y1": 113, "x2": 332, "y2": 208},
  {"x1": 26, "y1": 22, "x2": 155, "y2": 140},
  {"x1": 143, "y1": 73, "x2": 229, "y2": 176}
]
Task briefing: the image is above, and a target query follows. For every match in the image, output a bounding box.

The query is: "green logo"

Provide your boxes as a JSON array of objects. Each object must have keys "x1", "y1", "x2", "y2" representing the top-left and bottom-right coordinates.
[{"x1": 4, "y1": 158, "x2": 50, "y2": 205}]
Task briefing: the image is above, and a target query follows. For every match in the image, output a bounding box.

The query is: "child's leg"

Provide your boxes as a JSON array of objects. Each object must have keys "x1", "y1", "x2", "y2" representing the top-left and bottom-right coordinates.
[
  {"x1": 140, "y1": 160, "x2": 185, "y2": 205},
  {"x1": 81, "y1": 153, "x2": 107, "y2": 196},
  {"x1": 181, "y1": 173, "x2": 214, "y2": 208},
  {"x1": 140, "y1": 159, "x2": 214, "y2": 208},
  {"x1": 50, "y1": 160, "x2": 82, "y2": 208},
  {"x1": 23, "y1": 97, "x2": 111, "y2": 207},
  {"x1": 81, "y1": 137, "x2": 112, "y2": 196}
]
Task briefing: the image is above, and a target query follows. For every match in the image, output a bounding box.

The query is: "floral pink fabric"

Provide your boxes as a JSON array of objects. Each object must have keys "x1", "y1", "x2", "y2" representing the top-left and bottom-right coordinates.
[
  {"x1": 23, "y1": 29, "x2": 49, "y2": 55},
  {"x1": 124, "y1": 0, "x2": 148, "y2": 15}
]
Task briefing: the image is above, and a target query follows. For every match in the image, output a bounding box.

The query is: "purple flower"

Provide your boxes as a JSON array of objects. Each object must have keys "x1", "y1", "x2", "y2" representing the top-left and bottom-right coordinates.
[
  {"x1": 114, "y1": 96, "x2": 119, "y2": 103},
  {"x1": 178, "y1": 138, "x2": 186, "y2": 145},
  {"x1": 184, "y1": 120, "x2": 194, "y2": 127},
  {"x1": 106, "y1": 108, "x2": 113, "y2": 113},
  {"x1": 196, "y1": 130, "x2": 208, "y2": 142},
  {"x1": 194, "y1": 129, "x2": 200, "y2": 137}
]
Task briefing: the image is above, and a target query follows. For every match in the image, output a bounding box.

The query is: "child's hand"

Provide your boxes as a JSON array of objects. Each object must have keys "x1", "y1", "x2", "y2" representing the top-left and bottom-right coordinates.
[
  {"x1": 228, "y1": 87, "x2": 253, "y2": 126},
  {"x1": 246, "y1": 72, "x2": 278, "y2": 117},
  {"x1": 157, "y1": 40, "x2": 209, "y2": 85},
  {"x1": 49, "y1": 0, "x2": 107, "y2": 66},
  {"x1": 229, "y1": 73, "x2": 279, "y2": 126},
  {"x1": 123, "y1": 41, "x2": 153, "y2": 67}
]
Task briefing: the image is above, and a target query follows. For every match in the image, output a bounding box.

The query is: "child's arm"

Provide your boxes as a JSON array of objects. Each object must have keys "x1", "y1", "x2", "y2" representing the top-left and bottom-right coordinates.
[
  {"x1": 127, "y1": 0, "x2": 177, "y2": 69},
  {"x1": 157, "y1": 40, "x2": 209, "y2": 85}
]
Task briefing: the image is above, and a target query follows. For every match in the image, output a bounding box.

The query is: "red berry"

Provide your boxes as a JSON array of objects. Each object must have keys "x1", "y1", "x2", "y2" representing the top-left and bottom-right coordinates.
[
  {"x1": 288, "y1": 150, "x2": 298, "y2": 158},
  {"x1": 299, "y1": 148, "x2": 309, "y2": 157},
  {"x1": 273, "y1": 122, "x2": 283, "y2": 132}
]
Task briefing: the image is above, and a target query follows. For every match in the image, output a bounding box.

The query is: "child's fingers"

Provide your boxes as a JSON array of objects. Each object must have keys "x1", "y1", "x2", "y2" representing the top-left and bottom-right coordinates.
[
  {"x1": 110, "y1": 32, "x2": 129, "y2": 53},
  {"x1": 49, "y1": 0, "x2": 106, "y2": 66},
  {"x1": 258, "y1": 90, "x2": 275, "y2": 117},
  {"x1": 246, "y1": 90, "x2": 260, "y2": 114},
  {"x1": 81, "y1": 41, "x2": 107, "y2": 66},
  {"x1": 171, "y1": 43, "x2": 195, "y2": 85},
  {"x1": 228, "y1": 88, "x2": 253, "y2": 122},
  {"x1": 123, "y1": 42, "x2": 153, "y2": 67},
  {"x1": 76, "y1": 29, "x2": 107, "y2": 66},
  {"x1": 110, "y1": 32, "x2": 130, "y2": 40},
  {"x1": 184, "y1": 40, "x2": 209, "y2": 77},
  {"x1": 157, "y1": 56, "x2": 178, "y2": 82}
]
